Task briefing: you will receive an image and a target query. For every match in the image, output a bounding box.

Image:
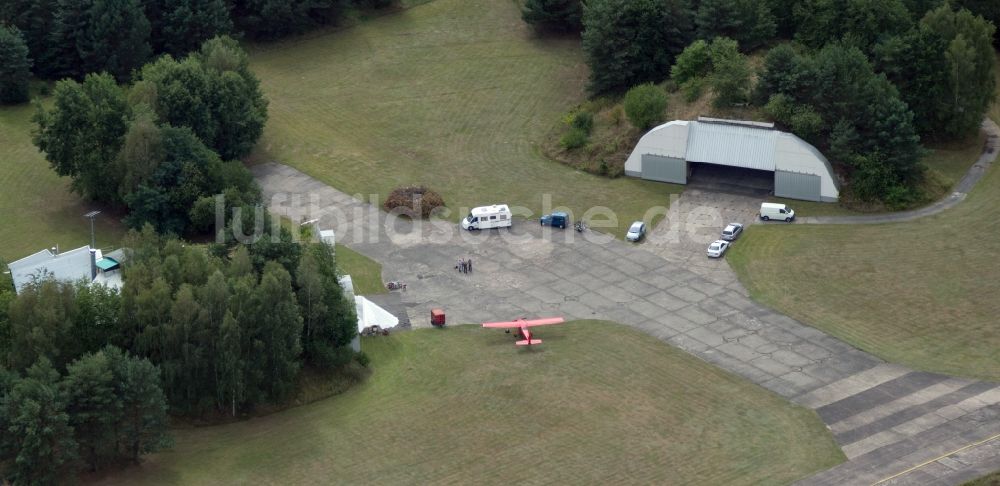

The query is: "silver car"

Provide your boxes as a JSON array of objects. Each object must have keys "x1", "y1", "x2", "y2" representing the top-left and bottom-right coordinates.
[
  {"x1": 721, "y1": 223, "x2": 744, "y2": 241},
  {"x1": 626, "y1": 221, "x2": 646, "y2": 242},
  {"x1": 706, "y1": 240, "x2": 730, "y2": 258}
]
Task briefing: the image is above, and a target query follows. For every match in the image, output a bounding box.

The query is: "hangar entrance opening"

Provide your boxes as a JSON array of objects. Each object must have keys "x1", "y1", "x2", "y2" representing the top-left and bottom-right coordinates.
[
  {"x1": 687, "y1": 162, "x2": 773, "y2": 197},
  {"x1": 625, "y1": 119, "x2": 840, "y2": 202}
]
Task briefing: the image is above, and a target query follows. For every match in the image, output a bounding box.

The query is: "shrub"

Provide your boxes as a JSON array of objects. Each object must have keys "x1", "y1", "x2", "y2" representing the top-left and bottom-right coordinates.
[
  {"x1": 884, "y1": 184, "x2": 918, "y2": 210},
  {"x1": 571, "y1": 111, "x2": 594, "y2": 134},
  {"x1": 623, "y1": 83, "x2": 668, "y2": 130},
  {"x1": 681, "y1": 78, "x2": 703, "y2": 102},
  {"x1": 670, "y1": 39, "x2": 711, "y2": 85},
  {"x1": 561, "y1": 127, "x2": 589, "y2": 149},
  {"x1": 383, "y1": 185, "x2": 446, "y2": 219},
  {"x1": 790, "y1": 106, "x2": 824, "y2": 143},
  {"x1": 763, "y1": 93, "x2": 795, "y2": 125},
  {"x1": 608, "y1": 105, "x2": 625, "y2": 125},
  {"x1": 708, "y1": 38, "x2": 751, "y2": 107}
]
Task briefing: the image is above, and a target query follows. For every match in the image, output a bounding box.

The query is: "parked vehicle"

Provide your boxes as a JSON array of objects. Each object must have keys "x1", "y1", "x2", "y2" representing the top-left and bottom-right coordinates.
[
  {"x1": 574, "y1": 221, "x2": 587, "y2": 232},
  {"x1": 540, "y1": 211, "x2": 568, "y2": 229},
  {"x1": 386, "y1": 281, "x2": 407, "y2": 291},
  {"x1": 626, "y1": 221, "x2": 646, "y2": 242},
  {"x1": 759, "y1": 202, "x2": 795, "y2": 222},
  {"x1": 462, "y1": 204, "x2": 512, "y2": 230},
  {"x1": 706, "y1": 240, "x2": 730, "y2": 258},
  {"x1": 720, "y1": 223, "x2": 743, "y2": 241}
]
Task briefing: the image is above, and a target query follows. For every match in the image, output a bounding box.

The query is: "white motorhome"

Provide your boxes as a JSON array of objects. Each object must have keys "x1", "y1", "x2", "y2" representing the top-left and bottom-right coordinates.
[
  {"x1": 759, "y1": 202, "x2": 795, "y2": 222},
  {"x1": 461, "y1": 204, "x2": 512, "y2": 230}
]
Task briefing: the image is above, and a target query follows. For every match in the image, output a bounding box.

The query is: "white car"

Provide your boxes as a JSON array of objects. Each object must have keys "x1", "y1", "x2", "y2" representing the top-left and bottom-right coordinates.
[
  {"x1": 721, "y1": 223, "x2": 744, "y2": 241},
  {"x1": 706, "y1": 240, "x2": 730, "y2": 258},
  {"x1": 625, "y1": 221, "x2": 646, "y2": 242}
]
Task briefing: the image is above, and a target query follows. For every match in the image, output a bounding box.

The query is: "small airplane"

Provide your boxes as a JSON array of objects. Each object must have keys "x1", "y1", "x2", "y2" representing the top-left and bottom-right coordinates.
[{"x1": 482, "y1": 317, "x2": 565, "y2": 346}]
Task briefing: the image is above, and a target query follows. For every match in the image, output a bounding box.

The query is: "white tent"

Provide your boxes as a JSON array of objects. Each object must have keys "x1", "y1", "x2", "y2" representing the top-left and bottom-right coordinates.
[
  {"x1": 355, "y1": 296, "x2": 399, "y2": 333},
  {"x1": 339, "y1": 273, "x2": 398, "y2": 351}
]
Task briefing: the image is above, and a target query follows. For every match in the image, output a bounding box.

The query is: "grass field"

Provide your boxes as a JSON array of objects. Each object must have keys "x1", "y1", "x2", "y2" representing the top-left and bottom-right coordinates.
[
  {"x1": 964, "y1": 470, "x2": 1000, "y2": 486},
  {"x1": 97, "y1": 321, "x2": 842, "y2": 485},
  {"x1": 729, "y1": 144, "x2": 1000, "y2": 381},
  {"x1": 246, "y1": 0, "x2": 676, "y2": 239},
  {"x1": 728, "y1": 60, "x2": 1000, "y2": 381},
  {"x1": 764, "y1": 133, "x2": 986, "y2": 218},
  {"x1": 335, "y1": 243, "x2": 386, "y2": 295},
  {"x1": 0, "y1": 103, "x2": 125, "y2": 262}
]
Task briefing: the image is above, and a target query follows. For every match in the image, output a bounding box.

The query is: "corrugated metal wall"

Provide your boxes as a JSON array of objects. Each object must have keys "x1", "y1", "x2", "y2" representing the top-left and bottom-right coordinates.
[
  {"x1": 774, "y1": 170, "x2": 821, "y2": 202},
  {"x1": 641, "y1": 154, "x2": 687, "y2": 184}
]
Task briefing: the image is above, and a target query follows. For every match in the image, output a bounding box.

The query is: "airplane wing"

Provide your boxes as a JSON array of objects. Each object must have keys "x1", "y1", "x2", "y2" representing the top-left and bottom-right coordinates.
[
  {"x1": 482, "y1": 317, "x2": 564, "y2": 328},
  {"x1": 519, "y1": 317, "x2": 565, "y2": 327},
  {"x1": 482, "y1": 320, "x2": 524, "y2": 328}
]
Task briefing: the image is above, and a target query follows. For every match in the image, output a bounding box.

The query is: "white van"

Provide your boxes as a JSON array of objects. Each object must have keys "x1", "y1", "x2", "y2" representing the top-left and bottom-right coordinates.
[
  {"x1": 759, "y1": 202, "x2": 795, "y2": 222},
  {"x1": 461, "y1": 204, "x2": 512, "y2": 230}
]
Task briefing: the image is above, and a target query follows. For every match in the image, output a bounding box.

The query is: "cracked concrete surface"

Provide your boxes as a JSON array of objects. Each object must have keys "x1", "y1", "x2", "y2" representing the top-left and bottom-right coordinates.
[{"x1": 253, "y1": 161, "x2": 1000, "y2": 485}]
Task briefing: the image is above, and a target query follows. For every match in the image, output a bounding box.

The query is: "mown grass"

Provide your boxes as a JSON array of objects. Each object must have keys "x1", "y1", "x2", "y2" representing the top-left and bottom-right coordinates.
[
  {"x1": 0, "y1": 103, "x2": 124, "y2": 262},
  {"x1": 765, "y1": 133, "x2": 986, "y2": 217},
  {"x1": 335, "y1": 243, "x2": 386, "y2": 295},
  {"x1": 729, "y1": 151, "x2": 1000, "y2": 380},
  {"x1": 964, "y1": 470, "x2": 1000, "y2": 486},
  {"x1": 97, "y1": 321, "x2": 843, "y2": 485},
  {"x1": 246, "y1": 0, "x2": 676, "y2": 239}
]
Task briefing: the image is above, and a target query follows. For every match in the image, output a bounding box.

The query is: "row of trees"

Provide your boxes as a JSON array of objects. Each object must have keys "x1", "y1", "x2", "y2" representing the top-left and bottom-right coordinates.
[
  {"x1": 32, "y1": 36, "x2": 266, "y2": 236},
  {"x1": 0, "y1": 350, "x2": 170, "y2": 483},
  {"x1": 524, "y1": 0, "x2": 999, "y2": 47},
  {"x1": 0, "y1": 0, "x2": 398, "y2": 89}
]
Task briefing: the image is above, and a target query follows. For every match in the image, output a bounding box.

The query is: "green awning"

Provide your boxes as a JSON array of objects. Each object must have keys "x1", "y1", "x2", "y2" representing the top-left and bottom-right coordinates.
[{"x1": 95, "y1": 257, "x2": 119, "y2": 271}]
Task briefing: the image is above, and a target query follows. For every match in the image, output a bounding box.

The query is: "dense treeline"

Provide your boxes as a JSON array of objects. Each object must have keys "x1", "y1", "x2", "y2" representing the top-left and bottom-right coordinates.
[
  {"x1": 32, "y1": 36, "x2": 265, "y2": 236},
  {"x1": 0, "y1": 222, "x2": 359, "y2": 482},
  {"x1": 0, "y1": 224, "x2": 358, "y2": 408},
  {"x1": 528, "y1": 0, "x2": 997, "y2": 205},
  {"x1": 0, "y1": 0, "x2": 398, "y2": 87},
  {"x1": 0, "y1": 346, "x2": 170, "y2": 483},
  {"x1": 0, "y1": 24, "x2": 31, "y2": 103}
]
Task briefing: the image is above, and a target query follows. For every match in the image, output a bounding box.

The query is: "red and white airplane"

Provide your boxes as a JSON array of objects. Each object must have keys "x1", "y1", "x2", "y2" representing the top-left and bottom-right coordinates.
[{"x1": 482, "y1": 317, "x2": 565, "y2": 346}]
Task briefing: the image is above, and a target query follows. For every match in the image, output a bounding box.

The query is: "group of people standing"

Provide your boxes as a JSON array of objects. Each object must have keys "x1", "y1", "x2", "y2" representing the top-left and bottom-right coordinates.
[{"x1": 456, "y1": 257, "x2": 473, "y2": 274}]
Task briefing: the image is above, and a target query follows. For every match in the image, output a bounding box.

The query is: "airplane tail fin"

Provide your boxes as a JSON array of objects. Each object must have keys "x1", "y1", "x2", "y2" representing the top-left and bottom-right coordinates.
[{"x1": 516, "y1": 339, "x2": 542, "y2": 346}]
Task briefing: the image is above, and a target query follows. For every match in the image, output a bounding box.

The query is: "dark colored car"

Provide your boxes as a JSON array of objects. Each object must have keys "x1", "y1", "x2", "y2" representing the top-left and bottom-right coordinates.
[{"x1": 540, "y1": 211, "x2": 568, "y2": 229}]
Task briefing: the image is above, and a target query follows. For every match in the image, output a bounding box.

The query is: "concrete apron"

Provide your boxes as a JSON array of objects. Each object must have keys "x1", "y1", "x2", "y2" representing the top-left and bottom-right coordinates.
[{"x1": 252, "y1": 162, "x2": 1000, "y2": 486}]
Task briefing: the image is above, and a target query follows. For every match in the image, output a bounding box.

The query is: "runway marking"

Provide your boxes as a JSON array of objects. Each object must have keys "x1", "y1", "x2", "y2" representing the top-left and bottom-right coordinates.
[{"x1": 871, "y1": 433, "x2": 1000, "y2": 485}]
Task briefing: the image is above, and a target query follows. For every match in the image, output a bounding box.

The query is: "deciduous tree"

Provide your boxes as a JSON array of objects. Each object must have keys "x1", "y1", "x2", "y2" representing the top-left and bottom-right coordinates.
[{"x1": 33, "y1": 73, "x2": 132, "y2": 204}]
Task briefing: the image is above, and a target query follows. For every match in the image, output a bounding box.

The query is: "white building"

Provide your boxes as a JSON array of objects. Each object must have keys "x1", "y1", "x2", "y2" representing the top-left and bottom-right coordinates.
[
  {"x1": 624, "y1": 118, "x2": 840, "y2": 202},
  {"x1": 6, "y1": 246, "x2": 123, "y2": 294}
]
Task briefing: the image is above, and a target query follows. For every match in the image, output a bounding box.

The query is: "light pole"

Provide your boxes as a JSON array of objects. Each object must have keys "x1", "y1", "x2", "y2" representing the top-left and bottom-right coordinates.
[{"x1": 84, "y1": 210, "x2": 101, "y2": 249}]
